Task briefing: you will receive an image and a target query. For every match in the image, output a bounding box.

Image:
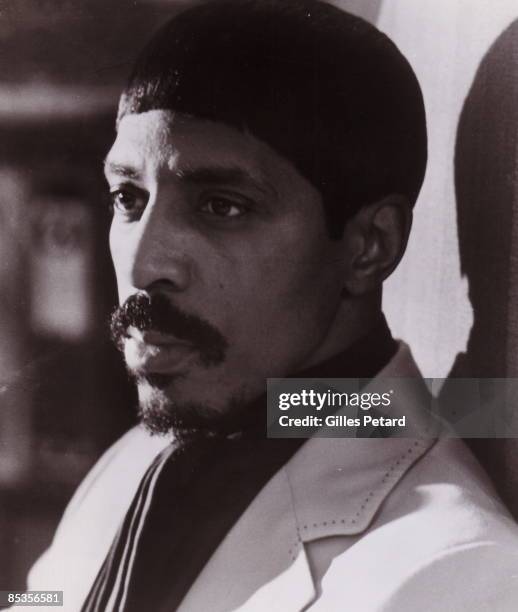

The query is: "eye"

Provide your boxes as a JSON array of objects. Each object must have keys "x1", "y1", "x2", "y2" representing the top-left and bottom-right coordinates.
[
  {"x1": 109, "y1": 186, "x2": 147, "y2": 219},
  {"x1": 200, "y1": 197, "x2": 249, "y2": 218}
]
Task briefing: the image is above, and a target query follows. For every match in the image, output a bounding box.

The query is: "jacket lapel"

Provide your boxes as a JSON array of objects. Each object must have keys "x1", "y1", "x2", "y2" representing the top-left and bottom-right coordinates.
[
  {"x1": 179, "y1": 342, "x2": 435, "y2": 611},
  {"x1": 178, "y1": 466, "x2": 316, "y2": 612}
]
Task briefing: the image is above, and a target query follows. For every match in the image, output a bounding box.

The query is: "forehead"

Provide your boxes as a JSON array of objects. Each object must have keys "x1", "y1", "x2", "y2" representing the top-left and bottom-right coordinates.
[
  {"x1": 105, "y1": 110, "x2": 319, "y2": 201},
  {"x1": 109, "y1": 110, "x2": 178, "y2": 171}
]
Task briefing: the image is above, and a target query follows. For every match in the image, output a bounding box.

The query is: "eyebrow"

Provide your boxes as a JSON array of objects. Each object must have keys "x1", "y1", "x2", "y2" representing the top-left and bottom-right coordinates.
[
  {"x1": 175, "y1": 167, "x2": 277, "y2": 198},
  {"x1": 104, "y1": 160, "x2": 277, "y2": 199},
  {"x1": 103, "y1": 160, "x2": 143, "y2": 180}
]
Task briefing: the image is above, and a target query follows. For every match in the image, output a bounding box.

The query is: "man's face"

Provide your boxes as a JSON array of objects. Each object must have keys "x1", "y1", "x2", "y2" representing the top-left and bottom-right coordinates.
[{"x1": 106, "y1": 110, "x2": 348, "y2": 434}]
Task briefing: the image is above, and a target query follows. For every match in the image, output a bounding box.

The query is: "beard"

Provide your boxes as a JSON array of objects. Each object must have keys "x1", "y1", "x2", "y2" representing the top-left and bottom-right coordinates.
[
  {"x1": 109, "y1": 291, "x2": 248, "y2": 440},
  {"x1": 134, "y1": 375, "x2": 255, "y2": 443},
  {"x1": 135, "y1": 377, "x2": 205, "y2": 442}
]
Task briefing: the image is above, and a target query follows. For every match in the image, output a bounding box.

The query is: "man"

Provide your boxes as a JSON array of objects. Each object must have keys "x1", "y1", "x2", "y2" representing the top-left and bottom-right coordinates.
[{"x1": 25, "y1": 1, "x2": 518, "y2": 610}]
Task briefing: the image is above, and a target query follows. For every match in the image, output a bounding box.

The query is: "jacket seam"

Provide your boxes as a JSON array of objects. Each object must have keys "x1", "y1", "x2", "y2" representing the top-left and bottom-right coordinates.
[{"x1": 282, "y1": 466, "x2": 304, "y2": 562}]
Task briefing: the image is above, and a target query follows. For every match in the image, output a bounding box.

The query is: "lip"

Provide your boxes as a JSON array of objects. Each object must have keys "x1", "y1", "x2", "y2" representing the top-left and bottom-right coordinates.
[
  {"x1": 124, "y1": 328, "x2": 196, "y2": 374},
  {"x1": 126, "y1": 327, "x2": 192, "y2": 348}
]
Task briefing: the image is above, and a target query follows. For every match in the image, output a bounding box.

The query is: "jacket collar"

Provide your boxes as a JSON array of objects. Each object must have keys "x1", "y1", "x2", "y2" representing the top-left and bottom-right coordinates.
[{"x1": 285, "y1": 342, "x2": 436, "y2": 540}]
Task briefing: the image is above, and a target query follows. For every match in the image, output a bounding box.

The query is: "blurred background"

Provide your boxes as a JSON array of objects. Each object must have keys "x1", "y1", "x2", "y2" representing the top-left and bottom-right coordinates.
[
  {"x1": 0, "y1": 0, "x2": 199, "y2": 588},
  {"x1": 2, "y1": 0, "x2": 518, "y2": 591}
]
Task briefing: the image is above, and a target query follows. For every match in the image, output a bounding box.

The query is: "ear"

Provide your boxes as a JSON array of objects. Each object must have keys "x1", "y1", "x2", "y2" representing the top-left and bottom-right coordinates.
[{"x1": 342, "y1": 195, "x2": 412, "y2": 296}]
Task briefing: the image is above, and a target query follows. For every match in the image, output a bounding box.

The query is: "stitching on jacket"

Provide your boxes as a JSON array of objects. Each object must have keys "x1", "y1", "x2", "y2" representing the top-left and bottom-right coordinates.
[
  {"x1": 300, "y1": 440, "x2": 426, "y2": 531},
  {"x1": 288, "y1": 536, "x2": 303, "y2": 562},
  {"x1": 283, "y1": 467, "x2": 304, "y2": 562}
]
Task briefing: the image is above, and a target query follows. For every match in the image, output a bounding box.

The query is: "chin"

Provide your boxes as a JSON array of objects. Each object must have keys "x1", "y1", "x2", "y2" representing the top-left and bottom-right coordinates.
[
  {"x1": 135, "y1": 377, "x2": 249, "y2": 442},
  {"x1": 136, "y1": 380, "x2": 179, "y2": 437}
]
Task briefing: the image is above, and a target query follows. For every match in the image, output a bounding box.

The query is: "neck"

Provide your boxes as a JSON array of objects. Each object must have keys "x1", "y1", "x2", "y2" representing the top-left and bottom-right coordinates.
[{"x1": 298, "y1": 290, "x2": 383, "y2": 371}]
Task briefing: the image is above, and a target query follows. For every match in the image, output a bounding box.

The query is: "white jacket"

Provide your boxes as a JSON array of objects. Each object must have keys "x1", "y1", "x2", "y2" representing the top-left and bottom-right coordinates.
[{"x1": 26, "y1": 344, "x2": 518, "y2": 611}]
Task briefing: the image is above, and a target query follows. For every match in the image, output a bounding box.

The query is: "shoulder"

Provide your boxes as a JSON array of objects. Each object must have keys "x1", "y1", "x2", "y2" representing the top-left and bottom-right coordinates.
[
  {"x1": 27, "y1": 426, "x2": 171, "y2": 606},
  {"x1": 59, "y1": 424, "x2": 171, "y2": 520},
  {"x1": 310, "y1": 438, "x2": 518, "y2": 611}
]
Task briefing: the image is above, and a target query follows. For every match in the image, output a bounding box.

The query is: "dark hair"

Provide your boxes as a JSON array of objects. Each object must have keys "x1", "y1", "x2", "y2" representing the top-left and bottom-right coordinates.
[{"x1": 119, "y1": 0, "x2": 427, "y2": 238}]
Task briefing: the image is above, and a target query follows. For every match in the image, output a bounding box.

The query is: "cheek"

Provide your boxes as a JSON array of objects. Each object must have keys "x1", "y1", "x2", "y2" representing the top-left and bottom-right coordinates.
[
  {"x1": 108, "y1": 220, "x2": 123, "y2": 264},
  {"x1": 109, "y1": 227, "x2": 124, "y2": 278},
  {"x1": 109, "y1": 224, "x2": 132, "y2": 301},
  {"x1": 220, "y1": 238, "x2": 342, "y2": 336},
  {"x1": 108, "y1": 225, "x2": 117, "y2": 266},
  {"x1": 260, "y1": 228, "x2": 343, "y2": 305}
]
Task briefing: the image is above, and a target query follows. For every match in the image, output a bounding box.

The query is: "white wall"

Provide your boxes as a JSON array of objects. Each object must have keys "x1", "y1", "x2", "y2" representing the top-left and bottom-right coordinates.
[
  {"x1": 337, "y1": 0, "x2": 518, "y2": 379},
  {"x1": 336, "y1": 0, "x2": 518, "y2": 515}
]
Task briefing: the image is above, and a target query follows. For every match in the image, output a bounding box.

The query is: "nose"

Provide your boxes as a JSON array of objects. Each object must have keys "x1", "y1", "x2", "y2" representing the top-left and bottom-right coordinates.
[{"x1": 111, "y1": 201, "x2": 192, "y2": 294}]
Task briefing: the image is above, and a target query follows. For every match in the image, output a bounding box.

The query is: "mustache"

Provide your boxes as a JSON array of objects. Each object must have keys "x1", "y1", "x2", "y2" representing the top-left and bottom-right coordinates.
[{"x1": 110, "y1": 292, "x2": 227, "y2": 367}]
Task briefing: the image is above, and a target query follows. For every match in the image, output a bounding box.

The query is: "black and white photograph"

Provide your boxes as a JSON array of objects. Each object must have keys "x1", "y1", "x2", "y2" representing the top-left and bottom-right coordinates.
[{"x1": 1, "y1": 1, "x2": 518, "y2": 610}]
